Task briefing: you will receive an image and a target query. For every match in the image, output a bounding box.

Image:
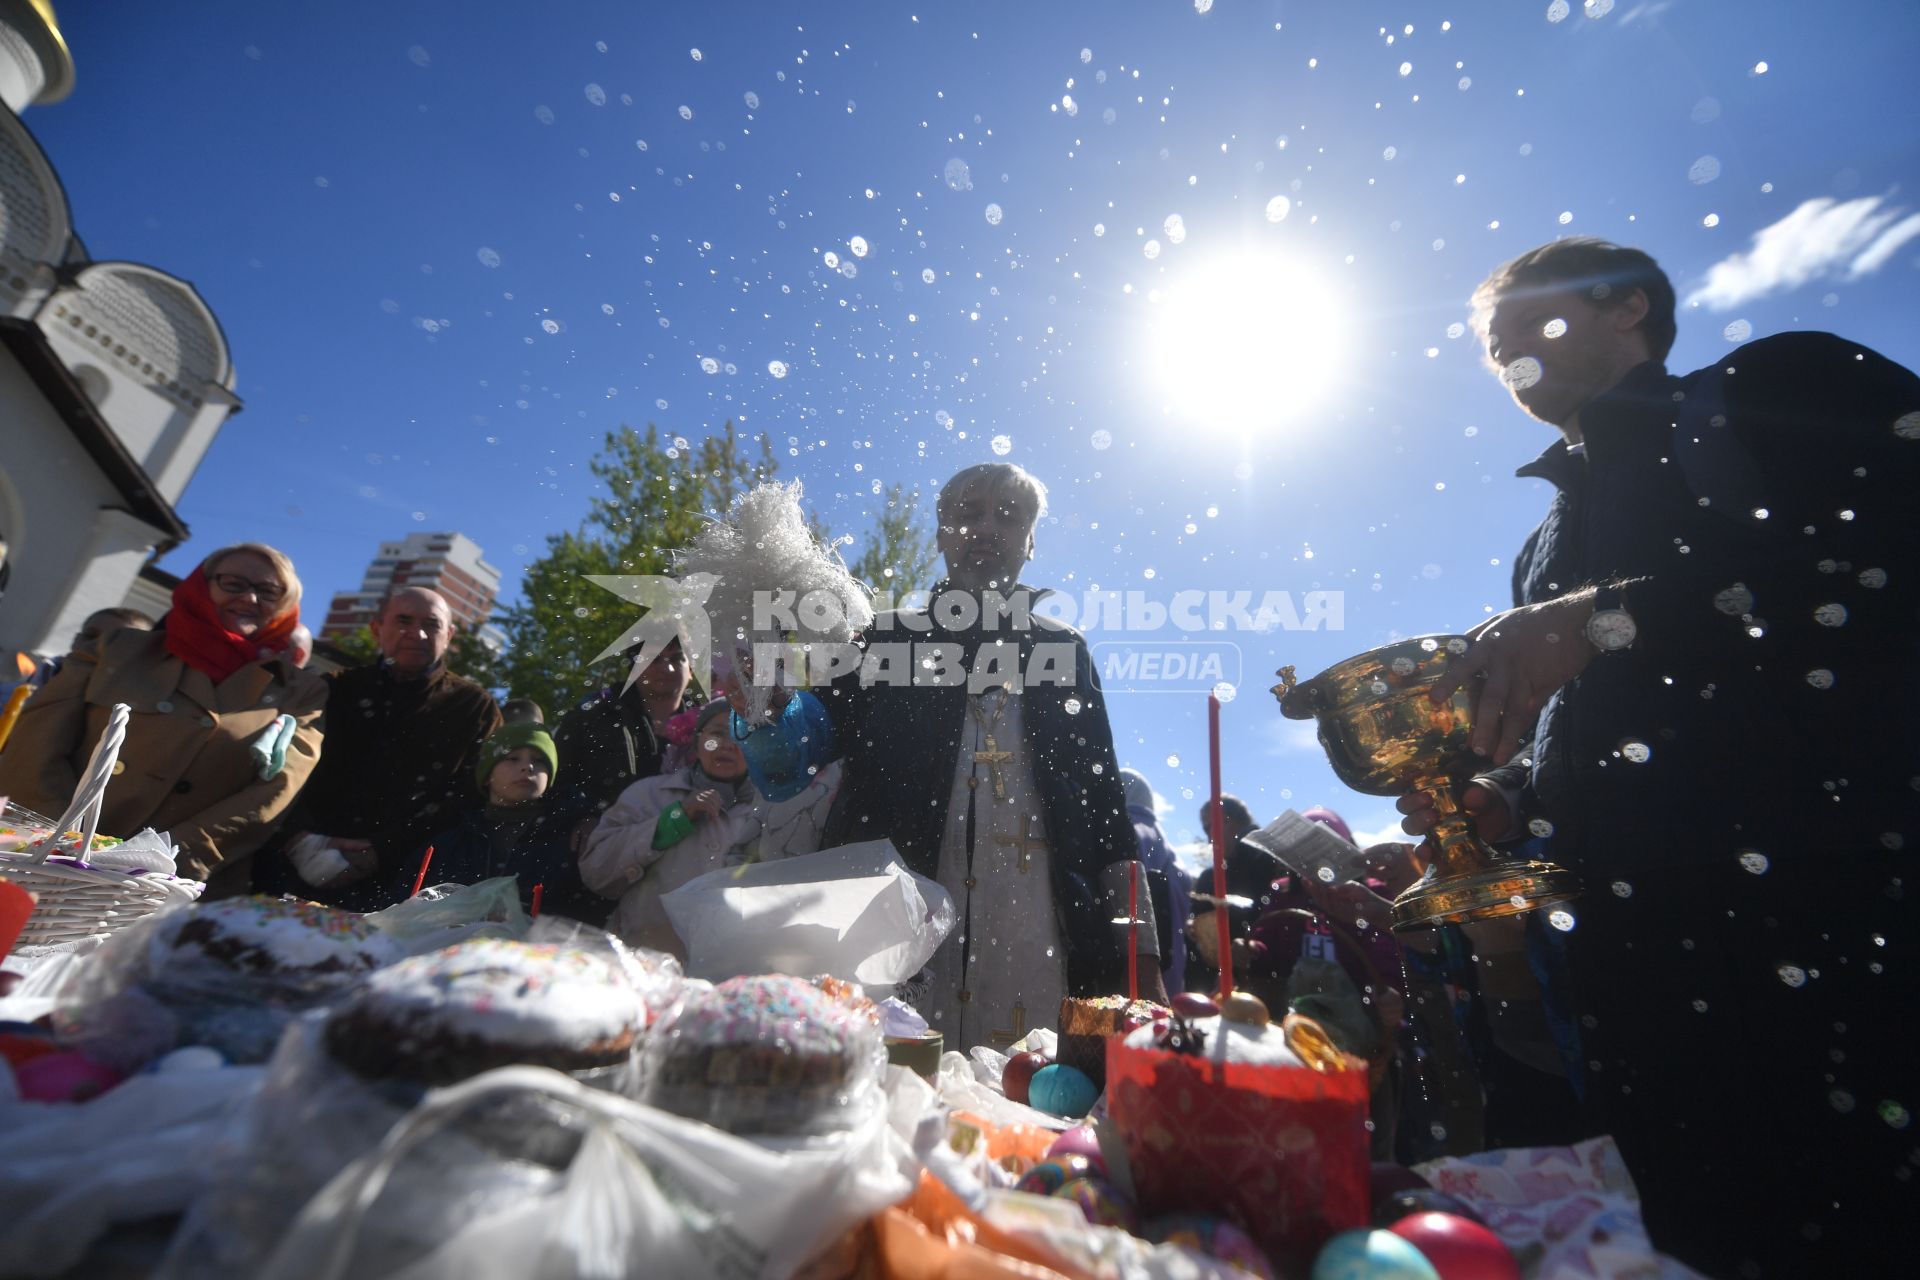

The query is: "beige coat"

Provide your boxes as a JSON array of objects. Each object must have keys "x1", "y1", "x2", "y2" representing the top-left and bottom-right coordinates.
[{"x1": 0, "y1": 627, "x2": 327, "y2": 885}]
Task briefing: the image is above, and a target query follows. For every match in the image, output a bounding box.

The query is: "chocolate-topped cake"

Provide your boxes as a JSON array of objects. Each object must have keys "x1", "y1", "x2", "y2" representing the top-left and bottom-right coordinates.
[{"x1": 323, "y1": 939, "x2": 647, "y2": 1086}]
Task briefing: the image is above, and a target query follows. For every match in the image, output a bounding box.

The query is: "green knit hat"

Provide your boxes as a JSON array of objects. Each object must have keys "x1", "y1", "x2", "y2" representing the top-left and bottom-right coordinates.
[{"x1": 476, "y1": 722, "x2": 560, "y2": 791}]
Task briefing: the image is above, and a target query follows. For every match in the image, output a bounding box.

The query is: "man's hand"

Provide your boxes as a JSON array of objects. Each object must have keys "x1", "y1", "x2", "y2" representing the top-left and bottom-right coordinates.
[
  {"x1": 1398, "y1": 783, "x2": 1515, "y2": 844},
  {"x1": 1429, "y1": 593, "x2": 1598, "y2": 763},
  {"x1": 683, "y1": 789, "x2": 728, "y2": 822}
]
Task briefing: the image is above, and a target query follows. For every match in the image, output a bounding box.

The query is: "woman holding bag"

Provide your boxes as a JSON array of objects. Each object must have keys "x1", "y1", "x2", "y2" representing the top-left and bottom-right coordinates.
[{"x1": 0, "y1": 543, "x2": 326, "y2": 897}]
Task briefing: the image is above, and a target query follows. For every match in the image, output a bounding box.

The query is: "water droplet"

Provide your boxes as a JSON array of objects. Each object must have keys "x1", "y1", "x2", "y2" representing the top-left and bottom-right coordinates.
[
  {"x1": 1548, "y1": 909, "x2": 1576, "y2": 932},
  {"x1": 1830, "y1": 1089, "x2": 1857, "y2": 1113},
  {"x1": 1692, "y1": 998, "x2": 1709, "y2": 1012},
  {"x1": 1752, "y1": 60, "x2": 1769, "y2": 75},
  {"x1": 1611, "y1": 879, "x2": 1634, "y2": 897},
  {"x1": 1806, "y1": 668, "x2": 1835, "y2": 690},
  {"x1": 1503, "y1": 356, "x2": 1543, "y2": 390},
  {"x1": 1723, "y1": 318, "x2": 1753, "y2": 343},
  {"x1": 983, "y1": 202, "x2": 1004, "y2": 226},
  {"x1": 1143, "y1": 239, "x2": 1162, "y2": 260},
  {"x1": 1391, "y1": 657, "x2": 1416, "y2": 676},
  {"x1": 920, "y1": 267, "x2": 936, "y2": 285},
  {"x1": 1166, "y1": 754, "x2": 1181, "y2": 768},
  {"x1": 700, "y1": 356, "x2": 719, "y2": 374},
  {"x1": 1264, "y1": 195, "x2": 1291, "y2": 223},
  {"x1": 991, "y1": 434, "x2": 1012, "y2": 456},
  {"x1": 1880, "y1": 1101, "x2": 1912, "y2": 1130},
  {"x1": 1317, "y1": 866, "x2": 1337, "y2": 883},
  {"x1": 540, "y1": 318, "x2": 561, "y2": 334},
  {"x1": 476, "y1": 247, "x2": 501, "y2": 268},
  {"x1": 1558, "y1": 210, "x2": 1574, "y2": 225},
  {"x1": 1458, "y1": 75, "x2": 1473, "y2": 90},
  {"x1": 1547, "y1": 1, "x2": 1571, "y2": 22},
  {"x1": 1212, "y1": 681, "x2": 1238, "y2": 703},
  {"x1": 1713, "y1": 584, "x2": 1755, "y2": 615},
  {"x1": 1858, "y1": 567, "x2": 1888, "y2": 589},
  {"x1": 1584, "y1": 0, "x2": 1614, "y2": 15},
  {"x1": 1529, "y1": 818, "x2": 1556, "y2": 838},
  {"x1": 849, "y1": 235, "x2": 869, "y2": 258},
  {"x1": 407, "y1": 45, "x2": 431, "y2": 68},
  {"x1": 1399, "y1": 61, "x2": 1413, "y2": 77},
  {"x1": 1092, "y1": 762, "x2": 1105, "y2": 775},
  {"x1": 689, "y1": 47, "x2": 703, "y2": 62},
  {"x1": 1064, "y1": 697, "x2": 1082, "y2": 715},
  {"x1": 1777, "y1": 964, "x2": 1808, "y2": 988},
  {"x1": 1080, "y1": 47, "x2": 1093, "y2": 63},
  {"x1": 584, "y1": 82, "x2": 607, "y2": 107},
  {"x1": 745, "y1": 90, "x2": 760, "y2": 110},
  {"x1": 1620, "y1": 740, "x2": 1652, "y2": 764},
  {"x1": 1089, "y1": 429, "x2": 1114, "y2": 451},
  {"x1": 1882, "y1": 832, "x2": 1906, "y2": 851},
  {"x1": 1813, "y1": 603, "x2": 1849, "y2": 627},
  {"x1": 1892, "y1": 412, "x2": 1920, "y2": 441},
  {"x1": 767, "y1": 360, "x2": 789, "y2": 379},
  {"x1": 1369, "y1": 679, "x2": 1389, "y2": 696},
  {"x1": 1541, "y1": 317, "x2": 1568, "y2": 340},
  {"x1": 533, "y1": 104, "x2": 555, "y2": 125},
  {"x1": 1703, "y1": 213, "x2": 1721, "y2": 228},
  {"x1": 1163, "y1": 213, "x2": 1187, "y2": 245},
  {"x1": 677, "y1": 105, "x2": 693, "y2": 120},
  {"x1": 1194, "y1": 0, "x2": 1214, "y2": 13}
]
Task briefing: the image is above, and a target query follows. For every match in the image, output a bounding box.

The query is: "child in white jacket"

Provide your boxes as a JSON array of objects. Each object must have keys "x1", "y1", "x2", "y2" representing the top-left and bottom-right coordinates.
[{"x1": 580, "y1": 699, "x2": 840, "y2": 958}]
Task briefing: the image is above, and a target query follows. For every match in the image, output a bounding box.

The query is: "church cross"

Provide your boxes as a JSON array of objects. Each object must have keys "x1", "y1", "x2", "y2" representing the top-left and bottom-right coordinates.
[
  {"x1": 995, "y1": 816, "x2": 1048, "y2": 874},
  {"x1": 989, "y1": 999, "x2": 1029, "y2": 1048},
  {"x1": 973, "y1": 733, "x2": 1014, "y2": 800}
]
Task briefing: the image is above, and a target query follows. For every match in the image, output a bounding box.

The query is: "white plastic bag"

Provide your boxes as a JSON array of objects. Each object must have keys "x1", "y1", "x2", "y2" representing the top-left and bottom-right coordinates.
[
  {"x1": 256, "y1": 1064, "x2": 913, "y2": 1280},
  {"x1": 0, "y1": 1065, "x2": 265, "y2": 1278},
  {"x1": 661, "y1": 839, "x2": 954, "y2": 985}
]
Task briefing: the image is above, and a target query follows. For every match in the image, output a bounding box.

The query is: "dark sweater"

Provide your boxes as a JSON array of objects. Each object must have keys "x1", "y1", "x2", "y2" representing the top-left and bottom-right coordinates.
[{"x1": 268, "y1": 661, "x2": 500, "y2": 910}]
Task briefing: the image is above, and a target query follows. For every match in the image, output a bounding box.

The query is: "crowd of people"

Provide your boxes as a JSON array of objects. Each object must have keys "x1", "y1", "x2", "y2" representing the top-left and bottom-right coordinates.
[{"x1": 1, "y1": 236, "x2": 1914, "y2": 1277}]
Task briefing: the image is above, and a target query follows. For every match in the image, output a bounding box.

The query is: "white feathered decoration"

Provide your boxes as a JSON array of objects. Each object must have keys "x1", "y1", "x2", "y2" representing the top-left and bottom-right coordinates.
[{"x1": 674, "y1": 481, "x2": 874, "y2": 722}]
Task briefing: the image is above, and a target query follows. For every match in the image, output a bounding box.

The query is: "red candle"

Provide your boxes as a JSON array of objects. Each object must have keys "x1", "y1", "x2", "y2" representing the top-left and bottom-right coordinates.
[
  {"x1": 1209, "y1": 693, "x2": 1232, "y2": 999},
  {"x1": 530, "y1": 883, "x2": 545, "y2": 919},
  {"x1": 409, "y1": 845, "x2": 435, "y2": 899},
  {"x1": 1127, "y1": 859, "x2": 1139, "y2": 1002}
]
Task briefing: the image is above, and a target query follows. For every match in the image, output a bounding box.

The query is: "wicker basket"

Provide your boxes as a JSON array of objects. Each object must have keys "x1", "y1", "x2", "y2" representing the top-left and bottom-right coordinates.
[{"x1": 0, "y1": 703, "x2": 204, "y2": 947}]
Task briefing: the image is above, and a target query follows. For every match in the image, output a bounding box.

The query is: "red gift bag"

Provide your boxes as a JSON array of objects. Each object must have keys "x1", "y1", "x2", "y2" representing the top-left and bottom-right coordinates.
[{"x1": 1105, "y1": 1035, "x2": 1371, "y2": 1269}]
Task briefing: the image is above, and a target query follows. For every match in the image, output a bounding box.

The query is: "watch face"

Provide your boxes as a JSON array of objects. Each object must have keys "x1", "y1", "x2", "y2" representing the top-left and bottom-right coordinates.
[{"x1": 1588, "y1": 609, "x2": 1637, "y2": 651}]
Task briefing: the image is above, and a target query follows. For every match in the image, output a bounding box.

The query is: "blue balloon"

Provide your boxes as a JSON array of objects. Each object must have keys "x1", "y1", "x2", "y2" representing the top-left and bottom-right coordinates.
[
  {"x1": 1027, "y1": 1063, "x2": 1098, "y2": 1117},
  {"x1": 1310, "y1": 1229, "x2": 1441, "y2": 1280}
]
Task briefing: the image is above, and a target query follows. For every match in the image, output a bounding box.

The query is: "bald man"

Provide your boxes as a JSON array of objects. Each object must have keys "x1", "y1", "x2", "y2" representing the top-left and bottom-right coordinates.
[{"x1": 261, "y1": 587, "x2": 501, "y2": 908}]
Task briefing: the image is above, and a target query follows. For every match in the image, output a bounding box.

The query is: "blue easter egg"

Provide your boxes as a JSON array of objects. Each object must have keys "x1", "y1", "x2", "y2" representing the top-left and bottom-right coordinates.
[
  {"x1": 1311, "y1": 1228, "x2": 1441, "y2": 1280},
  {"x1": 1027, "y1": 1063, "x2": 1098, "y2": 1117}
]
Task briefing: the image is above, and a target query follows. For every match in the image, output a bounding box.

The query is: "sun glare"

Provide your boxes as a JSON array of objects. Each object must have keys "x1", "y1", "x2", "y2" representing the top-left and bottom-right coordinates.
[{"x1": 1147, "y1": 253, "x2": 1347, "y2": 432}]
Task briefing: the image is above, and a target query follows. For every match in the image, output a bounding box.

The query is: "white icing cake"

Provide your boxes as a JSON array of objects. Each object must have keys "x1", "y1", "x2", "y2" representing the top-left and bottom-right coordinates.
[
  {"x1": 1124, "y1": 1013, "x2": 1305, "y2": 1068},
  {"x1": 346, "y1": 939, "x2": 644, "y2": 1048},
  {"x1": 153, "y1": 896, "x2": 400, "y2": 975}
]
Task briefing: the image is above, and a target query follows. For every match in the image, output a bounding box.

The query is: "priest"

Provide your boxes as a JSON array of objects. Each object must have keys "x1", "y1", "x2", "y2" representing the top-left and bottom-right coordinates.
[{"x1": 822, "y1": 463, "x2": 1161, "y2": 1049}]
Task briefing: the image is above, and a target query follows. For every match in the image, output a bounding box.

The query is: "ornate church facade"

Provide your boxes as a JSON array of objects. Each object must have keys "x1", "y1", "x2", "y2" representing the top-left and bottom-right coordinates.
[{"x1": 0, "y1": 1, "x2": 239, "y2": 658}]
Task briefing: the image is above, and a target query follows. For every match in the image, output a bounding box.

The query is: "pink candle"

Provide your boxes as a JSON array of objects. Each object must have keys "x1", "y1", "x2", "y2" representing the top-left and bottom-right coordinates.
[{"x1": 1209, "y1": 693, "x2": 1232, "y2": 999}]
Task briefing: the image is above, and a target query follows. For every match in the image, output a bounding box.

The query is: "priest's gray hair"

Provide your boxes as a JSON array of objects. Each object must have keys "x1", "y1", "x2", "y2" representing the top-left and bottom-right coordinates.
[{"x1": 937, "y1": 463, "x2": 1049, "y2": 529}]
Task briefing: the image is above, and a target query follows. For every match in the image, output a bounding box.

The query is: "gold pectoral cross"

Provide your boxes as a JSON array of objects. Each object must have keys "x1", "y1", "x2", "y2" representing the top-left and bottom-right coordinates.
[
  {"x1": 989, "y1": 999, "x2": 1028, "y2": 1048},
  {"x1": 995, "y1": 815, "x2": 1048, "y2": 874},
  {"x1": 972, "y1": 732, "x2": 1014, "y2": 800}
]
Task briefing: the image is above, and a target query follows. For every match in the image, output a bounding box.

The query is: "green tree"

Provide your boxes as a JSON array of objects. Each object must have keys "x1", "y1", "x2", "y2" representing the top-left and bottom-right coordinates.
[
  {"x1": 847, "y1": 483, "x2": 941, "y2": 600},
  {"x1": 324, "y1": 625, "x2": 380, "y2": 668},
  {"x1": 447, "y1": 621, "x2": 508, "y2": 695},
  {"x1": 489, "y1": 422, "x2": 778, "y2": 714}
]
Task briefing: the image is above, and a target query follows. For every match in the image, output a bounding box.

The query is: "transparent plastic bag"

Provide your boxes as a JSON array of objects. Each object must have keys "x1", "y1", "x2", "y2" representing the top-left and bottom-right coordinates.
[
  {"x1": 638, "y1": 972, "x2": 888, "y2": 1137},
  {"x1": 51, "y1": 897, "x2": 401, "y2": 1068},
  {"x1": 252, "y1": 1063, "x2": 912, "y2": 1280},
  {"x1": 362, "y1": 875, "x2": 530, "y2": 955},
  {"x1": 163, "y1": 926, "x2": 685, "y2": 1278}
]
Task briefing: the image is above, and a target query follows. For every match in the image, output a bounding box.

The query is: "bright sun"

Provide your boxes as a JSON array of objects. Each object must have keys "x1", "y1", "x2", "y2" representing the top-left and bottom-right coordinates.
[{"x1": 1147, "y1": 253, "x2": 1348, "y2": 432}]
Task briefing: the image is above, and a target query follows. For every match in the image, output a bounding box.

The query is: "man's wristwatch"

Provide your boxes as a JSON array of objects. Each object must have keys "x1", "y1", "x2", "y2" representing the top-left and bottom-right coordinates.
[{"x1": 1584, "y1": 584, "x2": 1638, "y2": 653}]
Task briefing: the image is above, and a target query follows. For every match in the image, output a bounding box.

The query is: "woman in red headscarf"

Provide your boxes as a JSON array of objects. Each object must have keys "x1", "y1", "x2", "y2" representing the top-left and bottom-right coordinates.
[{"x1": 0, "y1": 543, "x2": 327, "y2": 896}]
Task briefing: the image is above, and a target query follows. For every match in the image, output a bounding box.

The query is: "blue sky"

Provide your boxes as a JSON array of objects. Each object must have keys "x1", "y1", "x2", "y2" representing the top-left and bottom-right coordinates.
[{"x1": 31, "y1": 0, "x2": 1919, "y2": 849}]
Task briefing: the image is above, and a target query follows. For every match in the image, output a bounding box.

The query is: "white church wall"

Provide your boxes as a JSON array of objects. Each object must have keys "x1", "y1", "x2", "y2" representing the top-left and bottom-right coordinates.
[{"x1": 0, "y1": 344, "x2": 165, "y2": 656}]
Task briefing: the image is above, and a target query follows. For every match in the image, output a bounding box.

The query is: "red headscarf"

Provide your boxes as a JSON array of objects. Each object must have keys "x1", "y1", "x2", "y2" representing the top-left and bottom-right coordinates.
[{"x1": 164, "y1": 566, "x2": 300, "y2": 685}]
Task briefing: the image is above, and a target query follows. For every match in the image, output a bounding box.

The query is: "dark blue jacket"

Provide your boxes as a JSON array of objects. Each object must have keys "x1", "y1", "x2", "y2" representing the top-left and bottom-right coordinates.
[{"x1": 1496, "y1": 332, "x2": 1920, "y2": 1272}]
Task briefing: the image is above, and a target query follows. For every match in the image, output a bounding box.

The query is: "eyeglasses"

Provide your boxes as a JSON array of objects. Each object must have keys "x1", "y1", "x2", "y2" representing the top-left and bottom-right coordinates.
[{"x1": 210, "y1": 572, "x2": 286, "y2": 604}]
